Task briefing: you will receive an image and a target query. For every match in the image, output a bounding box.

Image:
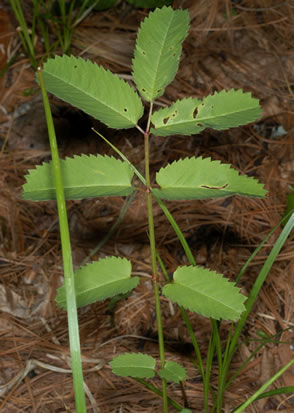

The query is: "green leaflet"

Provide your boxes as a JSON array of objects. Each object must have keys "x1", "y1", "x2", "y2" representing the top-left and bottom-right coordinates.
[
  {"x1": 151, "y1": 89, "x2": 262, "y2": 136},
  {"x1": 56, "y1": 257, "x2": 138, "y2": 309},
  {"x1": 42, "y1": 55, "x2": 144, "y2": 129},
  {"x1": 163, "y1": 266, "x2": 246, "y2": 321},
  {"x1": 22, "y1": 154, "x2": 134, "y2": 201},
  {"x1": 197, "y1": 89, "x2": 262, "y2": 129},
  {"x1": 151, "y1": 97, "x2": 203, "y2": 136},
  {"x1": 132, "y1": 6, "x2": 189, "y2": 102},
  {"x1": 110, "y1": 352, "x2": 156, "y2": 379},
  {"x1": 152, "y1": 157, "x2": 267, "y2": 200},
  {"x1": 158, "y1": 361, "x2": 187, "y2": 384}
]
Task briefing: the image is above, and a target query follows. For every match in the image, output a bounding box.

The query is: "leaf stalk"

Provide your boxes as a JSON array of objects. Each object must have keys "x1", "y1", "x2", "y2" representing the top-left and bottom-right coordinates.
[{"x1": 144, "y1": 126, "x2": 168, "y2": 412}]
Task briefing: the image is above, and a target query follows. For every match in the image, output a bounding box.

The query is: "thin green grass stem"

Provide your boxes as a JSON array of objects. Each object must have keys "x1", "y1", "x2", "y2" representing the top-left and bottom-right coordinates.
[
  {"x1": 211, "y1": 321, "x2": 224, "y2": 413},
  {"x1": 156, "y1": 252, "x2": 170, "y2": 283},
  {"x1": 233, "y1": 359, "x2": 294, "y2": 413},
  {"x1": 135, "y1": 378, "x2": 183, "y2": 411},
  {"x1": 153, "y1": 282, "x2": 168, "y2": 413},
  {"x1": 251, "y1": 386, "x2": 294, "y2": 402},
  {"x1": 218, "y1": 213, "x2": 294, "y2": 408},
  {"x1": 81, "y1": 192, "x2": 137, "y2": 267},
  {"x1": 204, "y1": 334, "x2": 215, "y2": 413},
  {"x1": 38, "y1": 68, "x2": 86, "y2": 413},
  {"x1": 92, "y1": 128, "x2": 146, "y2": 185},
  {"x1": 179, "y1": 308, "x2": 205, "y2": 377},
  {"x1": 9, "y1": 0, "x2": 38, "y2": 69},
  {"x1": 10, "y1": 0, "x2": 96, "y2": 67},
  {"x1": 31, "y1": 0, "x2": 38, "y2": 44},
  {"x1": 230, "y1": 213, "x2": 294, "y2": 360},
  {"x1": 235, "y1": 219, "x2": 285, "y2": 284},
  {"x1": 74, "y1": 0, "x2": 97, "y2": 26},
  {"x1": 225, "y1": 341, "x2": 265, "y2": 390},
  {"x1": 35, "y1": 1, "x2": 52, "y2": 55},
  {"x1": 221, "y1": 324, "x2": 233, "y2": 375},
  {"x1": 153, "y1": 195, "x2": 196, "y2": 266},
  {"x1": 217, "y1": 215, "x2": 293, "y2": 409},
  {"x1": 211, "y1": 321, "x2": 222, "y2": 373}
]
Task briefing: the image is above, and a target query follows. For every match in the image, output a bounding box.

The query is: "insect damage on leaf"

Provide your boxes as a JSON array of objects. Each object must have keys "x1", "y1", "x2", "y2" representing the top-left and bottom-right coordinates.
[{"x1": 201, "y1": 184, "x2": 228, "y2": 190}]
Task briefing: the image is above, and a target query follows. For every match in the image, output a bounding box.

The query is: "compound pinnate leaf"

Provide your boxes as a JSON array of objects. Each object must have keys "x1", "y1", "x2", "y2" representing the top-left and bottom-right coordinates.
[
  {"x1": 110, "y1": 352, "x2": 156, "y2": 379},
  {"x1": 22, "y1": 154, "x2": 134, "y2": 201},
  {"x1": 42, "y1": 55, "x2": 144, "y2": 129},
  {"x1": 56, "y1": 257, "x2": 138, "y2": 309},
  {"x1": 151, "y1": 90, "x2": 261, "y2": 136},
  {"x1": 158, "y1": 361, "x2": 187, "y2": 383},
  {"x1": 132, "y1": 6, "x2": 189, "y2": 102},
  {"x1": 152, "y1": 157, "x2": 267, "y2": 200},
  {"x1": 163, "y1": 265, "x2": 246, "y2": 321}
]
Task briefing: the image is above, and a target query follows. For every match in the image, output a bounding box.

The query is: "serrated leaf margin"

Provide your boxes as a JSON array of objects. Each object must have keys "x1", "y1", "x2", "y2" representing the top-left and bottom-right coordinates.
[
  {"x1": 153, "y1": 156, "x2": 267, "y2": 200},
  {"x1": 132, "y1": 6, "x2": 189, "y2": 102},
  {"x1": 55, "y1": 256, "x2": 138, "y2": 309},
  {"x1": 22, "y1": 154, "x2": 135, "y2": 201},
  {"x1": 42, "y1": 55, "x2": 144, "y2": 129},
  {"x1": 162, "y1": 265, "x2": 246, "y2": 321}
]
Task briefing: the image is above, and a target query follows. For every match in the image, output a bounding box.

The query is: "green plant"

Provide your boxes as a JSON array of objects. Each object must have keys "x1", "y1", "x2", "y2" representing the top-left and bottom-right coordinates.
[
  {"x1": 9, "y1": 0, "x2": 172, "y2": 71},
  {"x1": 22, "y1": 6, "x2": 294, "y2": 413},
  {"x1": 9, "y1": 0, "x2": 100, "y2": 70}
]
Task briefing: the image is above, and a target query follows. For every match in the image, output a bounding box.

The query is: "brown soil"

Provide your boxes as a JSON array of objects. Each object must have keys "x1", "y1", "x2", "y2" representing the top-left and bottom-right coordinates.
[{"x1": 0, "y1": 1, "x2": 294, "y2": 412}]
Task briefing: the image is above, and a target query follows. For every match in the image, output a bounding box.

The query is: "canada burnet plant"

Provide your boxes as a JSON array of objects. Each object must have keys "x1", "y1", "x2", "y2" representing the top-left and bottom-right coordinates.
[{"x1": 23, "y1": 6, "x2": 267, "y2": 413}]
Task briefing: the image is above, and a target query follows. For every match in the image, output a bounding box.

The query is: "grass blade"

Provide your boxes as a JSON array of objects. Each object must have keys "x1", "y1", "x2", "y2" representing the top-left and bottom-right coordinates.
[{"x1": 38, "y1": 68, "x2": 87, "y2": 412}]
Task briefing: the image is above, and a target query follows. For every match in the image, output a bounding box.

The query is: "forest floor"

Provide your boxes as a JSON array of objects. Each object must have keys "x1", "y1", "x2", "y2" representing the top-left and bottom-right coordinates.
[{"x1": 0, "y1": 1, "x2": 294, "y2": 412}]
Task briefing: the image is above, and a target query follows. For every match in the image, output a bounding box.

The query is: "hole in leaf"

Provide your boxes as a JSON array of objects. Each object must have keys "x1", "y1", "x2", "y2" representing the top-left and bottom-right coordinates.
[
  {"x1": 193, "y1": 107, "x2": 198, "y2": 118},
  {"x1": 74, "y1": 65, "x2": 77, "y2": 68},
  {"x1": 200, "y1": 184, "x2": 228, "y2": 190},
  {"x1": 124, "y1": 108, "x2": 128, "y2": 112},
  {"x1": 142, "y1": 50, "x2": 146, "y2": 55},
  {"x1": 157, "y1": 89, "x2": 161, "y2": 93},
  {"x1": 197, "y1": 123, "x2": 204, "y2": 127},
  {"x1": 142, "y1": 88, "x2": 146, "y2": 92},
  {"x1": 163, "y1": 117, "x2": 169, "y2": 125},
  {"x1": 172, "y1": 110, "x2": 177, "y2": 117}
]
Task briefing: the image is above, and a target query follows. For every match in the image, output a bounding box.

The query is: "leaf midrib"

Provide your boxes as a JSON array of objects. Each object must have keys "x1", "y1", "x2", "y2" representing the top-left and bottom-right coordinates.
[
  {"x1": 172, "y1": 283, "x2": 240, "y2": 313},
  {"x1": 26, "y1": 183, "x2": 132, "y2": 191},
  {"x1": 77, "y1": 277, "x2": 135, "y2": 296},
  {"x1": 149, "y1": 12, "x2": 174, "y2": 100},
  {"x1": 156, "y1": 105, "x2": 259, "y2": 129}
]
